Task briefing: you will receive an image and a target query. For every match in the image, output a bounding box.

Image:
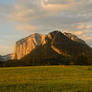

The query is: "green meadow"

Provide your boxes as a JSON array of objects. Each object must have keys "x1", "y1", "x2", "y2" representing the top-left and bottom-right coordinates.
[{"x1": 0, "y1": 66, "x2": 92, "y2": 92}]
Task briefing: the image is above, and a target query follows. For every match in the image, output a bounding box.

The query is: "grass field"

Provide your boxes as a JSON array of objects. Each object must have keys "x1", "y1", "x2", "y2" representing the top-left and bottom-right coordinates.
[{"x1": 0, "y1": 65, "x2": 92, "y2": 92}]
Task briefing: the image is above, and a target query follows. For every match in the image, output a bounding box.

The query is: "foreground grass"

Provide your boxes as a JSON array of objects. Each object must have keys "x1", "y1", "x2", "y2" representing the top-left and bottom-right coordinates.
[{"x1": 0, "y1": 65, "x2": 92, "y2": 92}]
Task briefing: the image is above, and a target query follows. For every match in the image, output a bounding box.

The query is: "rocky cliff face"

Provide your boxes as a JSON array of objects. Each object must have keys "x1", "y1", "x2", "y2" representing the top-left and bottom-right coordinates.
[
  {"x1": 12, "y1": 31, "x2": 89, "y2": 60},
  {"x1": 12, "y1": 33, "x2": 46, "y2": 60}
]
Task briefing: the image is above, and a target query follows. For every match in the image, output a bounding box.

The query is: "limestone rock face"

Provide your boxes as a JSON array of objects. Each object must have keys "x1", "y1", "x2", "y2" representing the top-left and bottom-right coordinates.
[{"x1": 12, "y1": 33, "x2": 46, "y2": 60}]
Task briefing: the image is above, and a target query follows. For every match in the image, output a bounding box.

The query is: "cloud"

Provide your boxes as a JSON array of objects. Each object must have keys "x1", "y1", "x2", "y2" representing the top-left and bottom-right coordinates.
[
  {"x1": 6, "y1": 0, "x2": 81, "y2": 22},
  {"x1": 82, "y1": 36, "x2": 92, "y2": 40},
  {"x1": 0, "y1": 3, "x2": 14, "y2": 23},
  {"x1": 7, "y1": 4, "x2": 34, "y2": 22},
  {"x1": 77, "y1": 24, "x2": 85, "y2": 30},
  {"x1": 1, "y1": 0, "x2": 92, "y2": 47},
  {"x1": 6, "y1": 0, "x2": 92, "y2": 33},
  {"x1": 76, "y1": 24, "x2": 92, "y2": 30},
  {"x1": 16, "y1": 25, "x2": 38, "y2": 31},
  {"x1": 75, "y1": 31, "x2": 83, "y2": 35},
  {"x1": 0, "y1": 45, "x2": 13, "y2": 55},
  {"x1": 41, "y1": 0, "x2": 75, "y2": 15}
]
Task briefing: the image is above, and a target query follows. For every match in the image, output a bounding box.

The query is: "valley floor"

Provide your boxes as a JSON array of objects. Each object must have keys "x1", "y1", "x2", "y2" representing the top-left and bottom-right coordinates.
[{"x1": 0, "y1": 65, "x2": 92, "y2": 92}]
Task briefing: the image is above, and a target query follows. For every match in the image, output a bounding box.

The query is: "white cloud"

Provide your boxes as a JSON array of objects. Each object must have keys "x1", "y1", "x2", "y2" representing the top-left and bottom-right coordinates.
[
  {"x1": 82, "y1": 36, "x2": 92, "y2": 40},
  {"x1": 41, "y1": 0, "x2": 74, "y2": 14},
  {"x1": 1, "y1": 0, "x2": 92, "y2": 47},
  {"x1": 16, "y1": 25, "x2": 38, "y2": 31},
  {"x1": 76, "y1": 24, "x2": 92, "y2": 30},
  {"x1": 75, "y1": 31, "x2": 83, "y2": 35}
]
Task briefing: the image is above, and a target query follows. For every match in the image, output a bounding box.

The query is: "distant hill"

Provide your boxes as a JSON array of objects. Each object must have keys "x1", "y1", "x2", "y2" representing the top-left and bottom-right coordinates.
[
  {"x1": 0, "y1": 55, "x2": 4, "y2": 61},
  {"x1": 0, "y1": 54, "x2": 11, "y2": 61}
]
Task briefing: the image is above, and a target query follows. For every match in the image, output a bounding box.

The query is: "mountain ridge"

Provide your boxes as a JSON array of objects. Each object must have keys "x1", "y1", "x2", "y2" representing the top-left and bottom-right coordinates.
[
  {"x1": 0, "y1": 30, "x2": 92, "y2": 66},
  {"x1": 11, "y1": 30, "x2": 92, "y2": 60},
  {"x1": 19, "y1": 31, "x2": 92, "y2": 65}
]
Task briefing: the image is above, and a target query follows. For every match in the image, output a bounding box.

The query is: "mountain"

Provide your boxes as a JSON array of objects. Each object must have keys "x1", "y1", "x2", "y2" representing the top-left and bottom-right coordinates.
[
  {"x1": 12, "y1": 33, "x2": 46, "y2": 60},
  {"x1": 18, "y1": 31, "x2": 92, "y2": 65},
  {"x1": 1, "y1": 30, "x2": 92, "y2": 67},
  {"x1": 0, "y1": 55, "x2": 4, "y2": 61},
  {"x1": 0, "y1": 30, "x2": 92, "y2": 67},
  {"x1": 12, "y1": 31, "x2": 89, "y2": 60},
  {"x1": 0, "y1": 54, "x2": 11, "y2": 61},
  {"x1": 2, "y1": 54, "x2": 12, "y2": 61}
]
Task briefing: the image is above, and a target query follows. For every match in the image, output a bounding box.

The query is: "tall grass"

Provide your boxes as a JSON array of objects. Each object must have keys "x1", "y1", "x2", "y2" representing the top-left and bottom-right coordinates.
[{"x1": 0, "y1": 66, "x2": 92, "y2": 92}]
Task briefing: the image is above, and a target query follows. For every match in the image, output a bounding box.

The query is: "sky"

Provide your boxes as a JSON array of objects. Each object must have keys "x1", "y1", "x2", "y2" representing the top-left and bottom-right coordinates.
[{"x1": 0, "y1": 0, "x2": 92, "y2": 55}]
